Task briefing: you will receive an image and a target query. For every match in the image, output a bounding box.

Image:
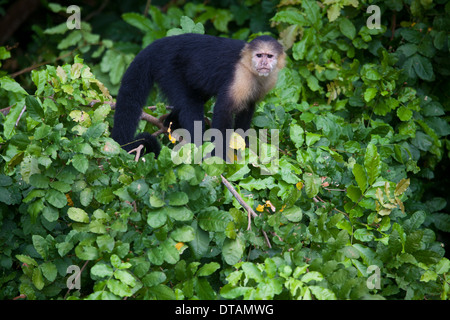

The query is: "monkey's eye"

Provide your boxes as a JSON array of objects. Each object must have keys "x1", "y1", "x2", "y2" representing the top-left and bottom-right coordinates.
[
  {"x1": 267, "y1": 54, "x2": 274, "y2": 58},
  {"x1": 256, "y1": 54, "x2": 262, "y2": 58}
]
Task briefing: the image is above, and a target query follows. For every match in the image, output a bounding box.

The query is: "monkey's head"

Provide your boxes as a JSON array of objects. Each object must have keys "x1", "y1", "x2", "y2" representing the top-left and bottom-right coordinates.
[{"x1": 247, "y1": 36, "x2": 286, "y2": 77}]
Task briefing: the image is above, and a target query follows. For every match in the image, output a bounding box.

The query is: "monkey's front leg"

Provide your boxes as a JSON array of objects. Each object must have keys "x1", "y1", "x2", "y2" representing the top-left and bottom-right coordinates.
[
  {"x1": 234, "y1": 103, "x2": 256, "y2": 148},
  {"x1": 211, "y1": 97, "x2": 234, "y2": 162}
]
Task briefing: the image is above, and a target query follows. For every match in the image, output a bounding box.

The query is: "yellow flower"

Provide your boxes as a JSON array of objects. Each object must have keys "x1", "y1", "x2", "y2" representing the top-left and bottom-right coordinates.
[
  {"x1": 256, "y1": 204, "x2": 265, "y2": 212},
  {"x1": 167, "y1": 122, "x2": 176, "y2": 143}
]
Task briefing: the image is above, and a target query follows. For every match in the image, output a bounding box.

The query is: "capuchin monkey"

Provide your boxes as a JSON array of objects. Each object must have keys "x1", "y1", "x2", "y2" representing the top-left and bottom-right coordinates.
[{"x1": 111, "y1": 33, "x2": 286, "y2": 160}]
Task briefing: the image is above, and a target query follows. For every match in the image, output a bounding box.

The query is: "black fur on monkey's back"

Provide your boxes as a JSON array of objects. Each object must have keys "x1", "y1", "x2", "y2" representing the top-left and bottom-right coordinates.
[{"x1": 112, "y1": 33, "x2": 278, "y2": 157}]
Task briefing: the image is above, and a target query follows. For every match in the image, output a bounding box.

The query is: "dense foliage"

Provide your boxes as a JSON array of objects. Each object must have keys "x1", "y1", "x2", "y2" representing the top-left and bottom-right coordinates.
[{"x1": 0, "y1": 0, "x2": 449, "y2": 300}]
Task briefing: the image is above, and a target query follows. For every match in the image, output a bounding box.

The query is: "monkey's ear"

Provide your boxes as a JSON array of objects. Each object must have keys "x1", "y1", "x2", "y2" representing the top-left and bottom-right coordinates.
[{"x1": 278, "y1": 51, "x2": 287, "y2": 69}]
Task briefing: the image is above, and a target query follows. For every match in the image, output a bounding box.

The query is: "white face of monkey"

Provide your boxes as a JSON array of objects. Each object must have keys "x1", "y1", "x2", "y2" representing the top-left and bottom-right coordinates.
[
  {"x1": 249, "y1": 41, "x2": 281, "y2": 77},
  {"x1": 252, "y1": 51, "x2": 278, "y2": 77}
]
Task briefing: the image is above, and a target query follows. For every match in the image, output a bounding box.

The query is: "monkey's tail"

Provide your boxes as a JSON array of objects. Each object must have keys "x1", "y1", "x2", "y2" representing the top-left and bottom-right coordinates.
[{"x1": 111, "y1": 47, "x2": 161, "y2": 157}]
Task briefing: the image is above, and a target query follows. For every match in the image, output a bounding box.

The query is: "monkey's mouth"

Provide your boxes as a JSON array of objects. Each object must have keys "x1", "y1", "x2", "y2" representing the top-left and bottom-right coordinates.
[{"x1": 257, "y1": 68, "x2": 270, "y2": 75}]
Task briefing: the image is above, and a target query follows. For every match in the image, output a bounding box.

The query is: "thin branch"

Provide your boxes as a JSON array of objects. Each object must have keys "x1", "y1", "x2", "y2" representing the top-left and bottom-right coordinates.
[
  {"x1": 221, "y1": 174, "x2": 258, "y2": 225},
  {"x1": 64, "y1": 260, "x2": 89, "y2": 300},
  {"x1": 220, "y1": 174, "x2": 272, "y2": 247},
  {"x1": 262, "y1": 231, "x2": 272, "y2": 249},
  {"x1": 390, "y1": 13, "x2": 397, "y2": 41},
  {"x1": 10, "y1": 50, "x2": 76, "y2": 78},
  {"x1": 16, "y1": 105, "x2": 26, "y2": 127},
  {"x1": 128, "y1": 144, "x2": 144, "y2": 162},
  {"x1": 143, "y1": 0, "x2": 152, "y2": 17},
  {"x1": 0, "y1": 105, "x2": 13, "y2": 116}
]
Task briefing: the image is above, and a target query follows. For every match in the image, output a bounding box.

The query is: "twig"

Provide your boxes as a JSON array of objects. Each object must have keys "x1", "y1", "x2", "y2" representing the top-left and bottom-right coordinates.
[
  {"x1": 141, "y1": 112, "x2": 166, "y2": 130},
  {"x1": 64, "y1": 260, "x2": 89, "y2": 300},
  {"x1": 16, "y1": 105, "x2": 26, "y2": 127},
  {"x1": 390, "y1": 13, "x2": 397, "y2": 41},
  {"x1": 128, "y1": 144, "x2": 144, "y2": 162},
  {"x1": 262, "y1": 231, "x2": 272, "y2": 249},
  {"x1": 0, "y1": 105, "x2": 12, "y2": 116},
  {"x1": 10, "y1": 50, "x2": 76, "y2": 78},
  {"x1": 143, "y1": 0, "x2": 152, "y2": 16},
  {"x1": 220, "y1": 175, "x2": 257, "y2": 229},
  {"x1": 219, "y1": 174, "x2": 272, "y2": 247}
]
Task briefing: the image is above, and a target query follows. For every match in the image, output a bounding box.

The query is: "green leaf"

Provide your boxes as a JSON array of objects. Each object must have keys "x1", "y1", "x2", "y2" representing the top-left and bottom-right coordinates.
[
  {"x1": 342, "y1": 246, "x2": 360, "y2": 259},
  {"x1": 68, "y1": 207, "x2": 90, "y2": 223},
  {"x1": 190, "y1": 222, "x2": 210, "y2": 259},
  {"x1": 194, "y1": 277, "x2": 216, "y2": 300},
  {"x1": 161, "y1": 239, "x2": 180, "y2": 264},
  {"x1": 432, "y1": 213, "x2": 450, "y2": 232},
  {"x1": 3, "y1": 99, "x2": 26, "y2": 139},
  {"x1": 32, "y1": 268, "x2": 45, "y2": 290},
  {"x1": 353, "y1": 228, "x2": 374, "y2": 242},
  {"x1": 56, "y1": 242, "x2": 74, "y2": 257},
  {"x1": 222, "y1": 238, "x2": 244, "y2": 265},
  {"x1": 347, "y1": 185, "x2": 362, "y2": 202},
  {"x1": 122, "y1": 12, "x2": 152, "y2": 31},
  {"x1": 410, "y1": 54, "x2": 434, "y2": 81},
  {"x1": 198, "y1": 208, "x2": 231, "y2": 231},
  {"x1": 29, "y1": 174, "x2": 50, "y2": 189},
  {"x1": 84, "y1": 122, "x2": 107, "y2": 139},
  {"x1": 147, "y1": 284, "x2": 176, "y2": 300},
  {"x1": 166, "y1": 206, "x2": 194, "y2": 222},
  {"x1": 352, "y1": 163, "x2": 368, "y2": 193},
  {"x1": 40, "y1": 262, "x2": 57, "y2": 282},
  {"x1": 171, "y1": 226, "x2": 195, "y2": 242},
  {"x1": 242, "y1": 262, "x2": 263, "y2": 282},
  {"x1": 80, "y1": 188, "x2": 94, "y2": 207},
  {"x1": 364, "y1": 87, "x2": 377, "y2": 102},
  {"x1": 272, "y1": 9, "x2": 307, "y2": 25},
  {"x1": 42, "y1": 206, "x2": 59, "y2": 222},
  {"x1": 308, "y1": 286, "x2": 337, "y2": 300},
  {"x1": 301, "y1": 271, "x2": 323, "y2": 283},
  {"x1": 143, "y1": 271, "x2": 166, "y2": 286},
  {"x1": 282, "y1": 206, "x2": 303, "y2": 222},
  {"x1": 197, "y1": 262, "x2": 220, "y2": 277},
  {"x1": 95, "y1": 187, "x2": 115, "y2": 204},
  {"x1": 45, "y1": 189, "x2": 67, "y2": 208},
  {"x1": 72, "y1": 154, "x2": 89, "y2": 174},
  {"x1": 75, "y1": 243, "x2": 99, "y2": 260},
  {"x1": 397, "y1": 106, "x2": 413, "y2": 121},
  {"x1": 303, "y1": 0, "x2": 321, "y2": 29},
  {"x1": 32, "y1": 235, "x2": 48, "y2": 259},
  {"x1": 101, "y1": 138, "x2": 121, "y2": 156},
  {"x1": 290, "y1": 124, "x2": 305, "y2": 148},
  {"x1": 303, "y1": 173, "x2": 321, "y2": 198},
  {"x1": 404, "y1": 210, "x2": 426, "y2": 232},
  {"x1": 167, "y1": 191, "x2": 189, "y2": 206},
  {"x1": 107, "y1": 279, "x2": 132, "y2": 297},
  {"x1": 25, "y1": 95, "x2": 44, "y2": 120},
  {"x1": 16, "y1": 254, "x2": 38, "y2": 267},
  {"x1": 114, "y1": 269, "x2": 136, "y2": 287},
  {"x1": 339, "y1": 18, "x2": 356, "y2": 40},
  {"x1": 0, "y1": 76, "x2": 28, "y2": 95},
  {"x1": 405, "y1": 230, "x2": 423, "y2": 253},
  {"x1": 414, "y1": 250, "x2": 442, "y2": 265},
  {"x1": 91, "y1": 263, "x2": 114, "y2": 278},
  {"x1": 50, "y1": 181, "x2": 71, "y2": 193},
  {"x1": 147, "y1": 208, "x2": 168, "y2": 228},
  {"x1": 364, "y1": 143, "x2": 380, "y2": 185}
]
